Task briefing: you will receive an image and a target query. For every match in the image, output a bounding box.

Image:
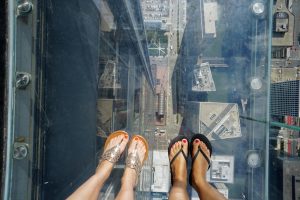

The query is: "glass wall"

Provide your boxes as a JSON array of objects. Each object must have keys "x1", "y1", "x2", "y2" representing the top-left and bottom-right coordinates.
[
  {"x1": 4, "y1": 0, "x2": 155, "y2": 199},
  {"x1": 41, "y1": 0, "x2": 155, "y2": 199},
  {"x1": 5, "y1": 0, "x2": 300, "y2": 199},
  {"x1": 171, "y1": 0, "x2": 271, "y2": 199}
]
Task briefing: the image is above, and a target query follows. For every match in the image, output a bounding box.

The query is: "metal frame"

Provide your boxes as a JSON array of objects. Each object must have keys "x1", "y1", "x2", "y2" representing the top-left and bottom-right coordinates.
[
  {"x1": 0, "y1": 0, "x2": 7, "y2": 198},
  {"x1": 4, "y1": 0, "x2": 38, "y2": 199}
]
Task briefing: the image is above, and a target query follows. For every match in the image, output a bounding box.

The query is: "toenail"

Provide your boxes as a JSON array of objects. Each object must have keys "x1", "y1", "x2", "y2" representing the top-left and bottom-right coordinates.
[
  {"x1": 182, "y1": 139, "x2": 187, "y2": 143},
  {"x1": 195, "y1": 139, "x2": 200, "y2": 143},
  {"x1": 135, "y1": 137, "x2": 139, "y2": 141},
  {"x1": 124, "y1": 135, "x2": 128, "y2": 139}
]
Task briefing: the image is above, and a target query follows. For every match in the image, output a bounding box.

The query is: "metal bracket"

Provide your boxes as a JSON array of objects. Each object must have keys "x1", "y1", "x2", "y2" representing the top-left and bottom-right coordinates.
[
  {"x1": 16, "y1": 72, "x2": 31, "y2": 89},
  {"x1": 13, "y1": 142, "x2": 29, "y2": 160},
  {"x1": 17, "y1": 1, "x2": 33, "y2": 16}
]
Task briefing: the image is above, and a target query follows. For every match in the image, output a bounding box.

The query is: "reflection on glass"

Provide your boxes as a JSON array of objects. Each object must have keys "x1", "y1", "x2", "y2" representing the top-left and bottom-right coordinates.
[
  {"x1": 143, "y1": 0, "x2": 272, "y2": 199},
  {"x1": 40, "y1": 0, "x2": 271, "y2": 198},
  {"x1": 8, "y1": 0, "x2": 300, "y2": 199}
]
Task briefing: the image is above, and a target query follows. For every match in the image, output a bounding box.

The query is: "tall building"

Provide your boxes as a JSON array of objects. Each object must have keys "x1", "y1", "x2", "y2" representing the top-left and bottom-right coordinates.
[{"x1": 271, "y1": 80, "x2": 300, "y2": 117}]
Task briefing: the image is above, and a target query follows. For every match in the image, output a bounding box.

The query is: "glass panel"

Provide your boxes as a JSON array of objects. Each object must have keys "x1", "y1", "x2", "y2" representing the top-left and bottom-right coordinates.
[
  {"x1": 40, "y1": 0, "x2": 155, "y2": 199},
  {"x1": 5, "y1": 0, "x2": 280, "y2": 199},
  {"x1": 149, "y1": 0, "x2": 271, "y2": 199},
  {"x1": 269, "y1": 123, "x2": 300, "y2": 200},
  {"x1": 268, "y1": 0, "x2": 300, "y2": 199}
]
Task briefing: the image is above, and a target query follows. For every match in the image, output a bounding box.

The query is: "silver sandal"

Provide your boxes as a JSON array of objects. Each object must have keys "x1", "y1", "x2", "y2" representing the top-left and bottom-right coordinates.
[
  {"x1": 100, "y1": 138, "x2": 123, "y2": 163},
  {"x1": 125, "y1": 135, "x2": 149, "y2": 186},
  {"x1": 125, "y1": 143, "x2": 143, "y2": 186},
  {"x1": 126, "y1": 143, "x2": 143, "y2": 175},
  {"x1": 98, "y1": 130, "x2": 128, "y2": 166}
]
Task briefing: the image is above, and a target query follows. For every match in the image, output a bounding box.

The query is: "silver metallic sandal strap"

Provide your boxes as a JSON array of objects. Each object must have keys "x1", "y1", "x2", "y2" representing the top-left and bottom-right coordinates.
[
  {"x1": 100, "y1": 143, "x2": 121, "y2": 163},
  {"x1": 125, "y1": 150, "x2": 142, "y2": 176}
]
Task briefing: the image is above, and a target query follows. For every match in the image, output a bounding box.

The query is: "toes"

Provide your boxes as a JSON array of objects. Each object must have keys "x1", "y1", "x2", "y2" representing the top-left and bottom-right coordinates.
[
  {"x1": 129, "y1": 137, "x2": 142, "y2": 153},
  {"x1": 137, "y1": 139, "x2": 143, "y2": 148},
  {"x1": 170, "y1": 142, "x2": 179, "y2": 159},
  {"x1": 182, "y1": 139, "x2": 188, "y2": 154},
  {"x1": 116, "y1": 135, "x2": 122, "y2": 144},
  {"x1": 128, "y1": 140, "x2": 135, "y2": 152},
  {"x1": 171, "y1": 142, "x2": 178, "y2": 155},
  {"x1": 106, "y1": 137, "x2": 115, "y2": 149},
  {"x1": 192, "y1": 139, "x2": 210, "y2": 158},
  {"x1": 129, "y1": 137, "x2": 147, "y2": 162},
  {"x1": 140, "y1": 144, "x2": 146, "y2": 159},
  {"x1": 199, "y1": 141, "x2": 210, "y2": 157},
  {"x1": 137, "y1": 140, "x2": 145, "y2": 153},
  {"x1": 120, "y1": 134, "x2": 129, "y2": 150},
  {"x1": 111, "y1": 137, "x2": 117, "y2": 144},
  {"x1": 170, "y1": 144, "x2": 175, "y2": 158},
  {"x1": 193, "y1": 140, "x2": 210, "y2": 158},
  {"x1": 175, "y1": 141, "x2": 181, "y2": 149},
  {"x1": 192, "y1": 139, "x2": 200, "y2": 155},
  {"x1": 169, "y1": 139, "x2": 188, "y2": 160},
  {"x1": 105, "y1": 133, "x2": 129, "y2": 152}
]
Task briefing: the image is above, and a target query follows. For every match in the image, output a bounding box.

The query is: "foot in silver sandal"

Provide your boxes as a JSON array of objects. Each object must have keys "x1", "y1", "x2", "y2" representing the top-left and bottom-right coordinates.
[
  {"x1": 124, "y1": 135, "x2": 149, "y2": 186},
  {"x1": 98, "y1": 131, "x2": 129, "y2": 167},
  {"x1": 95, "y1": 131, "x2": 129, "y2": 181}
]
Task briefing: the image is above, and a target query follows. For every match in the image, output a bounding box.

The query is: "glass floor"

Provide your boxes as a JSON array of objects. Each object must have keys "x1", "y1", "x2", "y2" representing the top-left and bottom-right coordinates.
[{"x1": 3, "y1": 0, "x2": 300, "y2": 199}]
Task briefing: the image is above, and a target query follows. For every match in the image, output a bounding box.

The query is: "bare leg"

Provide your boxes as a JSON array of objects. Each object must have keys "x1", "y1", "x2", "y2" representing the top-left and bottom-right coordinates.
[
  {"x1": 115, "y1": 137, "x2": 147, "y2": 200},
  {"x1": 169, "y1": 139, "x2": 189, "y2": 200},
  {"x1": 67, "y1": 134, "x2": 129, "y2": 200},
  {"x1": 190, "y1": 139, "x2": 227, "y2": 200}
]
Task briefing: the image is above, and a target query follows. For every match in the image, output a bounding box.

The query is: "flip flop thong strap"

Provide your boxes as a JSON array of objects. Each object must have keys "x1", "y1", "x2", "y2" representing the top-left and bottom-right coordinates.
[
  {"x1": 192, "y1": 146, "x2": 211, "y2": 168},
  {"x1": 170, "y1": 146, "x2": 188, "y2": 166},
  {"x1": 100, "y1": 139, "x2": 122, "y2": 163},
  {"x1": 126, "y1": 148, "x2": 143, "y2": 187},
  {"x1": 101, "y1": 144, "x2": 121, "y2": 163}
]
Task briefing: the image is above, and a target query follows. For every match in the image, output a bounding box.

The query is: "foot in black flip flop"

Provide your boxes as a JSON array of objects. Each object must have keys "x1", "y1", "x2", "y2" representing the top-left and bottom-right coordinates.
[
  {"x1": 168, "y1": 135, "x2": 189, "y2": 186},
  {"x1": 189, "y1": 134, "x2": 212, "y2": 187}
]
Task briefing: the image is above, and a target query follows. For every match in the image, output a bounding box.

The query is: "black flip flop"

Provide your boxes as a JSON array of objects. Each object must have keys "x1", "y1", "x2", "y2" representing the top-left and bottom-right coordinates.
[
  {"x1": 189, "y1": 134, "x2": 212, "y2": 186},
  {"x1": 168, "y1": 135, "x2": 188, "y2": 186}
]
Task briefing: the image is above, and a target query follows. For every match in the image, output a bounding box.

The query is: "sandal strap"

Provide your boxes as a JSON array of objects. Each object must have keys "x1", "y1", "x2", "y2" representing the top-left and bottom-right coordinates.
[
  {"x1": 170, "y1": 146, "x2": 188, "y2": 166},
  {"x1": 125, "y1": 150, "x2": 142, "y2": 176},
  {"x1": 100, "y1": 143, "x2": 121, "y2": 163},
  {"x1": 169, "y1": 146, "x2": 188, "y2": 186},
  {"x1": 192, "y1": 146, "x2": 211, "y2": 169}
]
